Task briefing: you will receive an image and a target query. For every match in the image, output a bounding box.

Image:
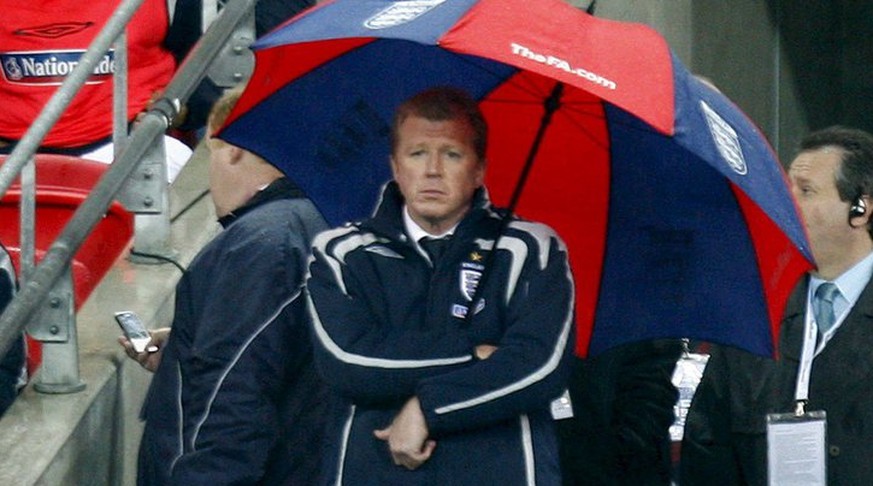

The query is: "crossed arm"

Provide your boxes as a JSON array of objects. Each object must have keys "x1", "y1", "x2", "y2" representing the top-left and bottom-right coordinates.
[{"x1": 372, "y1": 344, "x2": 498, "y2": 470}]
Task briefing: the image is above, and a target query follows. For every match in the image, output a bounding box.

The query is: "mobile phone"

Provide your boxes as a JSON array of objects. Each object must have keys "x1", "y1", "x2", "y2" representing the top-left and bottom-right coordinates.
[{"x1": 114, "y1": 311, "x2": 158, "y2": 353}]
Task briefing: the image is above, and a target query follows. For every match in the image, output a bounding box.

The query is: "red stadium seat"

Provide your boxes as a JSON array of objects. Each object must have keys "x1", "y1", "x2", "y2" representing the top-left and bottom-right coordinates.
[{"x1": 0, "y1": 154, "x2": 134, "y2": 376}]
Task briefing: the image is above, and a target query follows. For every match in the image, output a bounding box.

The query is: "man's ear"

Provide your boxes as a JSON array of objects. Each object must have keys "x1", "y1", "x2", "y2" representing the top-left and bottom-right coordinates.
[
  {"x1": 850, "y1": 195, "x2": 871, "y2": 228},
  {"x1": 390, "y1": 155, "x2": 399, "y2": 178},
  {"x1": 227, "y1": 145, "x2": 245, "y2": 165}
]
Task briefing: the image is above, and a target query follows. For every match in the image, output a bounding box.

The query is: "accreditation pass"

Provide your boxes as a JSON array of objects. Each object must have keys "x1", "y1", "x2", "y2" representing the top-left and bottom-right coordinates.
[{"x1": 766, "y1": 410, "x2": 826, "y2": 486}]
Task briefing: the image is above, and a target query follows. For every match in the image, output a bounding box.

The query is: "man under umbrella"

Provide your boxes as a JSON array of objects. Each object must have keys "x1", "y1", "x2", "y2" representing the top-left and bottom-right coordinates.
[
  {"x1": 120, "y1": 87, "x2": 331, "y2": 484},
  {"x1": 306, "y1": 87, "x2": 575, "y2": 485},
  {"x1": 682, "y1": 126, "x2": 873, "y2": 485}
]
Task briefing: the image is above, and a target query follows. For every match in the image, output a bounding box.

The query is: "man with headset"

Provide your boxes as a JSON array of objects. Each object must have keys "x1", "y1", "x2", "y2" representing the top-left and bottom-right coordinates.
[
  {"x1": 682, "y1": 125, "x2": 873, "y2": 485},
  {"x1": 772, "y1": 125, "x2": 873, "y2": 485}
]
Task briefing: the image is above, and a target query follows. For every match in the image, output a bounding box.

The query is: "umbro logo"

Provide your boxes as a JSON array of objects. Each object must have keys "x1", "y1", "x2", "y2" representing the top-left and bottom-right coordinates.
[{"x1": 15, "y1": 22, "x2": 94, "y2": 39}]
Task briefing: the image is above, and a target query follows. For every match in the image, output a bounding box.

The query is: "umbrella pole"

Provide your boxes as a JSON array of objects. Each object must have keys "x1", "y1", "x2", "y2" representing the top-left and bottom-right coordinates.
[
  {"x1": 505, "y1": 82, "x2": 564, "y2": 216},
  {"x1": 463, "y1": 82, "x2": 565, "y2": 327}
]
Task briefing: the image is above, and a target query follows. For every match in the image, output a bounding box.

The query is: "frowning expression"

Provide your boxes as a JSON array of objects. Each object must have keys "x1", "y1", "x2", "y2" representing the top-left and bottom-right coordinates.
[{"x1": 391, "y1": 115, "x2": 485, "y2": 234}]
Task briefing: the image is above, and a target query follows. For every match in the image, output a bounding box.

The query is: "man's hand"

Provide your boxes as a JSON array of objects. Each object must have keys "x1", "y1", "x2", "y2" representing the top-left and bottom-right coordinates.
[
  {"x1": 475, "y1": 344, "x2": 498, "y2": 360},
  {"x1": 373, "y1": 396, "x2": 436, "y2": 470},
  {"x1": 118, "y1": 327, "x2": 170, "y2": 372},
  {"x1": 135, "y1": 90, "x2": 189, "y2": 128}
]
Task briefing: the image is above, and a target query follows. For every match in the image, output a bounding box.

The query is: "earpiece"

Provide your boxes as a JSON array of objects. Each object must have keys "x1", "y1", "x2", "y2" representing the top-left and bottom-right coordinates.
[{"x1": 850, "y1": 197, "x2": 867, "y2": 218}]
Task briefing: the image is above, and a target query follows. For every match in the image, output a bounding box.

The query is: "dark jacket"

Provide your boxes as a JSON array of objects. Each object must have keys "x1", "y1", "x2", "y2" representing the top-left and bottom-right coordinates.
[
  {"x1": 0, "y1": 243, "x2": 23, "y2": 417},
  {"x1": 680, "y1": 343, "x2": 779, "y2": 486},
  {"x1": 138, "y1": 178, "x2": 330, "y2": 485},
  {"x1": 775, "y1": 275, "x2": 873, "y2": 485},
  {"x1": 558, "y1": 339, "x2": 682, "y2": 486},
  {"x1": 682, "y1": 273, "x2": 873, "y2": 486},
  {"x1": 307, "y1": 182, "x2": 576, "y2": 485}
]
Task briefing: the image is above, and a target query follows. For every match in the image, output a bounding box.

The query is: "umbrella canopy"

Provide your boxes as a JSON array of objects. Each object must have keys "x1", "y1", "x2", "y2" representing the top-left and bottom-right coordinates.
[{"x1": 220, "y1": 0, "x2": 814, "y2": 358}]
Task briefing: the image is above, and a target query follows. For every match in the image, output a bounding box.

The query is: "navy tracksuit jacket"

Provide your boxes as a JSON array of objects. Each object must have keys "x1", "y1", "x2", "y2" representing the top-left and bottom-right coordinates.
[{"x1": 308, "y1": 183, "x2": 575, "y2": 485}]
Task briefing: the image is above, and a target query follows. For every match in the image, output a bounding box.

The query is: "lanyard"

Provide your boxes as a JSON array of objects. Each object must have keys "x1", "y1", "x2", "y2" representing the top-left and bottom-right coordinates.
[
  {"x1": 793, "y1": 302, "x2": 817, "y2": 405},
  {"x1": 793, "y1": 290, "x2": 848, "y2": 407}
]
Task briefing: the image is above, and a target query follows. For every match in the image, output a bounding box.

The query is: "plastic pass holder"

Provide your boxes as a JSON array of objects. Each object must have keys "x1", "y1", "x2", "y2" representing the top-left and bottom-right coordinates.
[
  {"x1": 766, "y1": 403, "x2": 826, "y2": 486},
  {"x1": 550, "y1": 389, "x2": 573, "y2": 420}
]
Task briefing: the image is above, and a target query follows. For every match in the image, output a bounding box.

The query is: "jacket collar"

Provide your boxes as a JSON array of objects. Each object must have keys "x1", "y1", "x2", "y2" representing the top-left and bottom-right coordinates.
[
  {"x1": 364, "y1": 181, "x2": 499, "y2": 242},
  {"x1": 217, "y1": 177, "x2": 306, "y2": 228},
  {"x1": 781, "y1": 274, "x2": 873, "y2": 361}
]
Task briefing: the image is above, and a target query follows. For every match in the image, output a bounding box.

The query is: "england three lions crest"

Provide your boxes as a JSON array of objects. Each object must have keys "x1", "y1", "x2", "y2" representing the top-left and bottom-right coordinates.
[
  {"x1": 460, "y1": 269, "x2": 481, "y2": 301},
  {"x1": 364, "y1": 0, "x2": 446, "y2": 30},
  {"x1": 700, "y1": 100, "x2": 747, "y2": 175}
]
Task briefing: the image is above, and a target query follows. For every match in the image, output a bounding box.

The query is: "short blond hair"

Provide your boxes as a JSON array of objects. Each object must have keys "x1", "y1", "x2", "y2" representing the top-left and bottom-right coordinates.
[{"x1": 207, "y1": 86, "x2": 246, "y2": 137}]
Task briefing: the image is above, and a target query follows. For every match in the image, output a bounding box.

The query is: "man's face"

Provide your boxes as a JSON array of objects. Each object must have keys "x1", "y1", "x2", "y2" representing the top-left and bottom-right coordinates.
[
  {"x1": 788, "y1": 147, "x2": 854, "y2": 270},
  {"x1": 391, "y1": 115, "x2": 484, "y2": 234}
]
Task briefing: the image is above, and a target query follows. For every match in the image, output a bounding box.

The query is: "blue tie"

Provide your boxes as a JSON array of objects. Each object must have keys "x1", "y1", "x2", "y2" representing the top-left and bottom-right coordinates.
[{"x1": 814, "y1": 282, "x2": 840, "y2": 336}]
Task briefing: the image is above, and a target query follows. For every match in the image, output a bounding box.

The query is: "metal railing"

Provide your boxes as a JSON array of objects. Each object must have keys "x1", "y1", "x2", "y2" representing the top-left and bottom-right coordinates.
[{"x1": 0, "y1": 0, "x2": 258, "y2": 392}]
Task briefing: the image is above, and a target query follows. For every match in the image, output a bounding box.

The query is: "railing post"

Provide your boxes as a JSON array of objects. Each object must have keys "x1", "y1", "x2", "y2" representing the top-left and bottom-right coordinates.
[
  {"x1": 20, "y1": 157, "x2": 35, "y2": 280},
  {"x1": 113, "y1": 29, "x2": 129, "y2": 156},
  {"x1": 110, "y1": 10, "x2": 174, "y2": 262},
  {"x1": 28, "y1": 266, "x2": 85, "y2": 394},
  {"x1": 117, "y1": 135, "x2": 174, "y2": 262},
  {"x1": 206, "y1": 7, "x2": 255, "y2": 88}
]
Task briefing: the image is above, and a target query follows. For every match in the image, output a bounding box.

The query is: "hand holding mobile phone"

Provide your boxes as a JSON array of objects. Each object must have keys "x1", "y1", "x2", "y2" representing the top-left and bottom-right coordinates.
[{"x1": 115, "y1": 311, "x2": 159, "y2": 353}]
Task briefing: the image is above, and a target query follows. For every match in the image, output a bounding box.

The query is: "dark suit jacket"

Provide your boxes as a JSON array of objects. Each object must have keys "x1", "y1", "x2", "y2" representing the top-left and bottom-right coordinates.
[
  {"x1": 680, "y1": 343, "x2": 778, "y2": 486},
  {"x1": 777, "y1": 275, "x2": 873, "y2": 485},
  {"x1": 558, "y1": 340, "x2": 681, "y2": 486}
]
